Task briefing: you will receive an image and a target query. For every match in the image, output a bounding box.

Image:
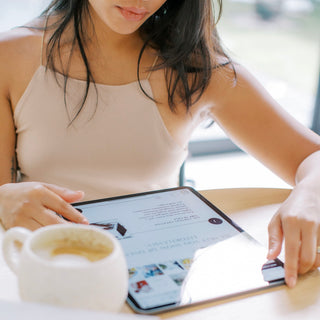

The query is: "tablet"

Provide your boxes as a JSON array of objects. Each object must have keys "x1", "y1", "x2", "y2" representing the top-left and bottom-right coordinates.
[{"x1": 72, "y1": 187, "x2": 285, "y2": 314}]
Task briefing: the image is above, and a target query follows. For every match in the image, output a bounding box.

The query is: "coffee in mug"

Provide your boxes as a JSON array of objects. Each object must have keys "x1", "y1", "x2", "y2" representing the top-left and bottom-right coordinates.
[{"x1": 2, "y1": 224, "x2": 128, "y2": 312}]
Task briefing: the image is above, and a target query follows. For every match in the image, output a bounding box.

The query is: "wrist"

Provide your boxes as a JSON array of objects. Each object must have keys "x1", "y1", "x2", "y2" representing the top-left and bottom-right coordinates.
[{"x1": 295, "y1": 150, "x2": 320, "y2": 185}]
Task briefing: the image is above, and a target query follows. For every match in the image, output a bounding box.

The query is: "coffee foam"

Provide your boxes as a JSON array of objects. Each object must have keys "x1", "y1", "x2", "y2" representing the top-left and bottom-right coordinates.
[
  {"x1": 34, "y1": 247, "x2": 92, "y2": 266},
  {"x1": 32, "y1": 228, "x2": 114, "y2": 264}
]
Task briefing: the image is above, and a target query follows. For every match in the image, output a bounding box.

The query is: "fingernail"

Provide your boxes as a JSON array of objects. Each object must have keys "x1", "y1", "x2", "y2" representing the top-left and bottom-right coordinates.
[
  {"x1": 66, "y1": 190, "x2": 83, "y2": 195},
  {"x1": 82, "y1": 218, "x2": 89, "y2": 224},
  {"x1": 287, "y1": 276, "x2": 296, "y2": 288},
  {"x1": 267, "y1": 249, "x2": 274, "y2": 259}
]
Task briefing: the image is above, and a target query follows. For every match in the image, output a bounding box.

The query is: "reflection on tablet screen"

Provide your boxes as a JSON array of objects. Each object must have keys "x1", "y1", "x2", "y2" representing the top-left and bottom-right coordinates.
[{"x1": 73, "y1": 187, "x2": 285, "y2": 314}]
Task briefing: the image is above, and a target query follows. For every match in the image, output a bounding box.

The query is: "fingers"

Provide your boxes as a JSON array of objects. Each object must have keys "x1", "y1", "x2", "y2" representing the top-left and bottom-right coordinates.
[
  {"x1": 309, "y1": 226, "x2": 320, "y2": 270},
  {"x1": 298, "y1": 223, "x2": 317, "y2": 274},
  {"x1": 281, "y1": 215, "x2": 319, "y2": 288},
  {"x1": 32, "y1": 208, "x2": 69, "y2": 227},
  {"x1": 268, "y1": 183, "x2": 320, "y2": 289},
  {"x1": 15, "y1": 217, "x2": 42, "y2": 231},
  {"x1": 315, "y1": 239, "x2": 320, "y2": 269},
  {"x1": 282, "y1": 220, "x2": 300, "y2": 288},
  {"x1": 34, "y1": 185, "x2": 88, "y2": 224},
  {"x1": 0, "y1": 182, "x2": 88, "y2": 230},
  {"x1": 11, "y1": 206, "x2": 70, "y2": 230},
  {"x1": 315, "y1": 226, "x2": 320, "y2": 268},
  {"x1": 42, "y1": 183, "x2": 84, "y2": 203},
  {"x1": 14, "y1": 209, "x2": 69, "y2": 231},
  {"x1": 267, "y1": 213, "x2": 283, "y2": 260}
]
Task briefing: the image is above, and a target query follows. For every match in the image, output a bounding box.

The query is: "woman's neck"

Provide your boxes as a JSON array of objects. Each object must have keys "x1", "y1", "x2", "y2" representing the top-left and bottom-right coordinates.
[{"x1": 49, "y1": 7, "x2": 154, "y2": 84}]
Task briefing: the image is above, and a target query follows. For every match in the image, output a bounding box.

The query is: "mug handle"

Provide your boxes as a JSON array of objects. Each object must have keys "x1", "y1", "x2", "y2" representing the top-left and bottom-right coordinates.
[{"x1": 2, "y1": 227, "x2": 32, "y2": 274}]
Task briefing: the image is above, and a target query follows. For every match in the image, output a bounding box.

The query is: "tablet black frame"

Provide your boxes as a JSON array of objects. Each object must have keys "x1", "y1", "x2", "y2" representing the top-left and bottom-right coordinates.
[{"x1": 73, "y1": 186, "x2": 285, "y2": 314}]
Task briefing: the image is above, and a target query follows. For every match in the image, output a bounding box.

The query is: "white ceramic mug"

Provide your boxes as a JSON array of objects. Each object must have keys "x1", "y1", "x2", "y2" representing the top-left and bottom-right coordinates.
[{"x1": 2, "y1": 224, "x2": 128, "y2": 312}]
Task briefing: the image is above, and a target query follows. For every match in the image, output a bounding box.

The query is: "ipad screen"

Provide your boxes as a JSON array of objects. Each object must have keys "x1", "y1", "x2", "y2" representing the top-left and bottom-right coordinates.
[{"x1": 73, "y1": 187, "x2": 285, "y2": 314}]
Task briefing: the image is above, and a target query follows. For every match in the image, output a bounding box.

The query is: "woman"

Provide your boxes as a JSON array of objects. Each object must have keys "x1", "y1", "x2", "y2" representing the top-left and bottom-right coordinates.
[{"x1": 0, "y1": 0, "x2": 319, "y2": 288}]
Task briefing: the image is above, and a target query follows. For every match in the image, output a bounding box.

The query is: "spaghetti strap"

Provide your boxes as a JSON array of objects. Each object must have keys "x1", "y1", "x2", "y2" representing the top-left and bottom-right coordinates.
[
  {"x1": 146, "y1": 55, "x2": 159, "y2": 80},
  {"x1": 40, "y1": 16, "x2": 49, "y2": 66}
]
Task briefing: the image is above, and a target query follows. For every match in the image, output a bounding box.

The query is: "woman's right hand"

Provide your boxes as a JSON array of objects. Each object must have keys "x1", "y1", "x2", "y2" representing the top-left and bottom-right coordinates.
[{"x1": 0, "y1": 182, "x2": 89, "y2": 230}]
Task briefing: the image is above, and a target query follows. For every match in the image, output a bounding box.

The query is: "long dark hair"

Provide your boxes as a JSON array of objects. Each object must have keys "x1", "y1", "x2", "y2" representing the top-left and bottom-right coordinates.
[{"x1": 41, "y1": 0, "x2": 231, "y2": 121}]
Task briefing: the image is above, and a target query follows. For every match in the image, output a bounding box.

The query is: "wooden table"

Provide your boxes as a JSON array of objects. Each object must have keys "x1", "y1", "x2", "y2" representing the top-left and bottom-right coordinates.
[{"x1": 1, "y1": 188, "x2": 320, "y2": 319}]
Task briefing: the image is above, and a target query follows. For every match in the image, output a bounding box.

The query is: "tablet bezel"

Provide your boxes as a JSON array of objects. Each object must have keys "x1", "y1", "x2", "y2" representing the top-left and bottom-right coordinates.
[{"x1": 72, "y1": 186, "x2": 285, "y2": 314}]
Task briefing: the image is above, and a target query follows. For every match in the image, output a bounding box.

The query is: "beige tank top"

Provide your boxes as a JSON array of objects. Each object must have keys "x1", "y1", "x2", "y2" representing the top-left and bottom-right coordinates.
[{"x1": 14, "y1": 38, "x2": 188, "y2": 200}]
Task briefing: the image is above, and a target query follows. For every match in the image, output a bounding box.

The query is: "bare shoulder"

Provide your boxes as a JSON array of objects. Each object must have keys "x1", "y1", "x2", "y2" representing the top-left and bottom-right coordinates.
[
  {"x1": 0, "y1": 22, "x2": 43, "y2": 72},
  {"x1": 0, "y1": 18, "x2": 45, "y2": 109}
]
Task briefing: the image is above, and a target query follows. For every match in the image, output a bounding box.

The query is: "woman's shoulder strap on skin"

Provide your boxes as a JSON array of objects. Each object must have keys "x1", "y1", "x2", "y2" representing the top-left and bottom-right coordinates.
[
  {"x1": 40, "y1": 16, "x2": 49, "y2": 67},
  {"x1": 0, "y1": 17, "x2": 49, "y2": 71}
]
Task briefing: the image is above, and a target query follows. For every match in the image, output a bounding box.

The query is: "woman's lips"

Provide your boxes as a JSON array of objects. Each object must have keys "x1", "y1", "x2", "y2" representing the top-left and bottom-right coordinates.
[{"x1": 117, "y1": 6, "x2": 149, "y2": 22}]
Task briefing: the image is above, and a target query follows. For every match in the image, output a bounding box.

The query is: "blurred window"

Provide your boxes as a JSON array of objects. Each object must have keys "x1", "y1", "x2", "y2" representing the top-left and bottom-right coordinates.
[
  {"x1": 191, "y1": 0, "x2": 320, "y2": 153},
  {"x1": 0, "y1": 0, "x2": 50, "y2": 31}
]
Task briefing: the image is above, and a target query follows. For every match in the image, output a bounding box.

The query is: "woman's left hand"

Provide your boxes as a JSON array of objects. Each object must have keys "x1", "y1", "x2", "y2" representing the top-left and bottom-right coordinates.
[{"x1": 267, "y1": 177, "x2": 320, "y2": 288}]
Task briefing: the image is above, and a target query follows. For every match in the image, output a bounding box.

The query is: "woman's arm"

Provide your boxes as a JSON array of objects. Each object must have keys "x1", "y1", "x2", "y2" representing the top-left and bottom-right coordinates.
[
  {"x1": 0, "y1": 64, "x2": 16, "y2": 185},
  {"x1": 208, "y1": 64, "x2": 320, "y2": 185},
  {"x1": 0, "y1": 32, "x2": 88, "y2": 230},
  {"x1": 268, "y1": 151, "x2": 320, "y2": 288},
  {"x1": 207, "y1": 64, "x2": 320, "y2": 287}
]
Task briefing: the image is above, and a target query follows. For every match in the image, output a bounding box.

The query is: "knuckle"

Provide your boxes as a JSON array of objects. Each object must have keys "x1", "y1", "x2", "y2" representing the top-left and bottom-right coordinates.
[
  {"x1": 300, "y1": 215, "x2": 317, "y2": 227},
  {"x1": 10, "y1": 214, "x2": 20, "y2": 227},
  {"x1": 285, "y1": 262, "x2": 298, "y2": 274},
  {"x1": 285, "y1": 244, "x2": 298, "y2": 255},
  {"x1": 314, "y1": 259, "x2": 320, "y2": 268},
  {"x1": 10, "y1": 210, "x2": 27, "y2": 227},
  {"x1": 299, "y1": 259, "x2": 313, "y2": 273},
  {"x1": 20, "y1": 200, "x2": 33, "y2": 211},
  {"x1": 283, "y1": 215, "x2": 299, "y2": 227},
  {"x1": 284, "y1": 212, "x2": 318, "y2": 230},
  {"x1": 268, "y1": 223, "x2": 279, "y2": 236},
  {"x1": 46, "y1": 213, "x2": 62, "y2": 225},
  {"x1": 56, "y1": 199, "x2": 69, "y2": 212},
  {"x1": 267, "y1": 222, "x2": 274, "y2": 233},
  {"x1": 28, "y1": 184, "x2": 46, "y2": 197},
  {"x1": 11, "y1": 201, "x2": 33, "y2": 221}
]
